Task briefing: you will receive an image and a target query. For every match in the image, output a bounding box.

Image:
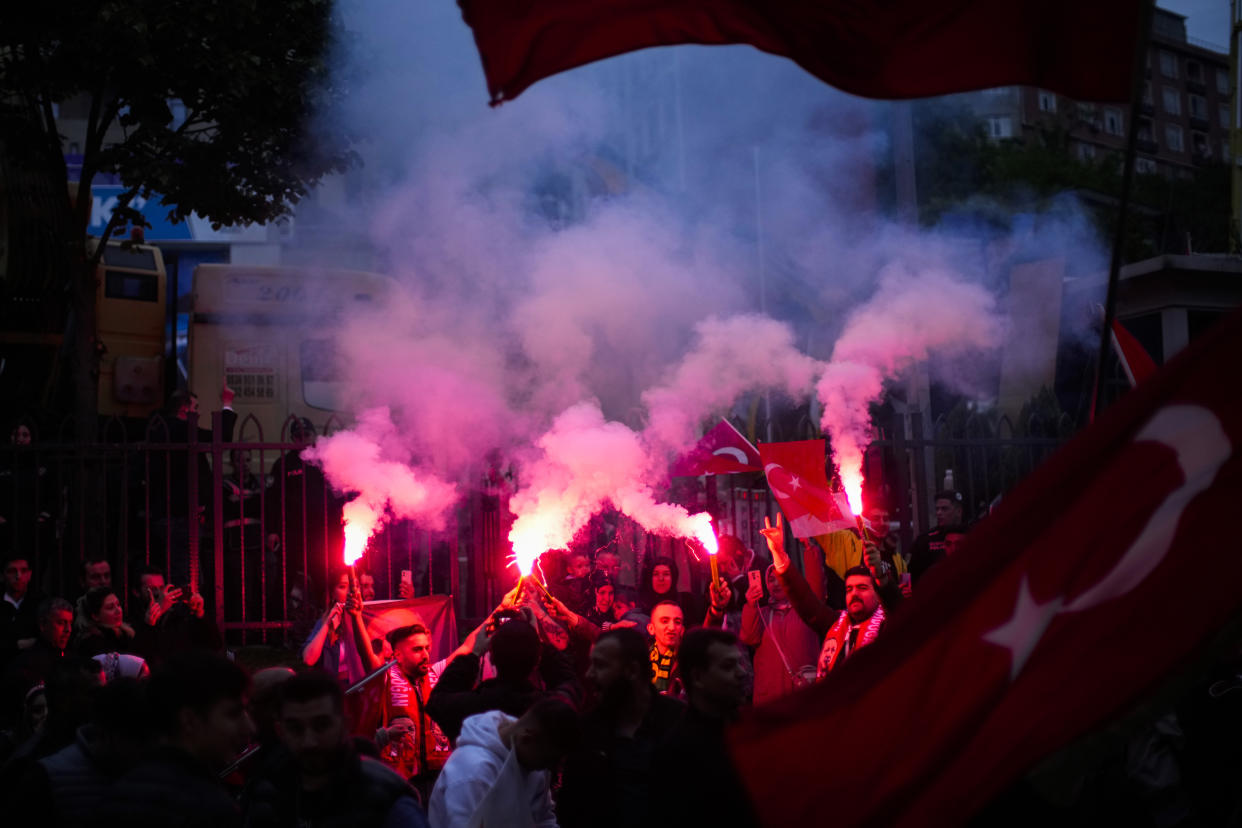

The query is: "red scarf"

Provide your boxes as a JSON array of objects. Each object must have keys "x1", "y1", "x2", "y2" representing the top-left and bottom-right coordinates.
[
  {"x1": 817, "y1": 605, "x2": 885, "y2": 679},
  {"x1": 383, "y1": 664, "x2": 446, "y2": 776}
]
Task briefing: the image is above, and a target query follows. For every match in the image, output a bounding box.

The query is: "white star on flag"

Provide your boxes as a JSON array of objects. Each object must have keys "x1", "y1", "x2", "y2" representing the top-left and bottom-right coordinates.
[{"x1": 983, "y1": 576, "x2": 1064, "y2": 680}]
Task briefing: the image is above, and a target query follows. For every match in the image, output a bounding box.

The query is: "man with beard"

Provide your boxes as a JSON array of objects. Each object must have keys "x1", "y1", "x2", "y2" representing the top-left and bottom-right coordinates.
[
  {"x1": 647, "y1": 600, "x2": 685, "y2": 694},
  {"x1": 557, "y1": 628, "x2": 686, "y2": 828},
  {"x1": 651, "y1": 628, "x2": 758, "y2": 826},
  {"x1": 376, "y1": 625, "x2": 449, "y2": 800},
  {"x1": 761, "y1": 516, "x2": 901, "y2": 678},
  {"x1": 245, "y1": 671, "x2": 426, "y2": 828}
]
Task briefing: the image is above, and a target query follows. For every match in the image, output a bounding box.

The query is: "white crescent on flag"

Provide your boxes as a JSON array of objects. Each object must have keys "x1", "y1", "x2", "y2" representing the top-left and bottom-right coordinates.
[
  {"x1": 713, "y1": 447, "x2": 751, "y2": 464},
  {"x1": 1065, "y1": 405, "x2": 1231, "y2": 612}
]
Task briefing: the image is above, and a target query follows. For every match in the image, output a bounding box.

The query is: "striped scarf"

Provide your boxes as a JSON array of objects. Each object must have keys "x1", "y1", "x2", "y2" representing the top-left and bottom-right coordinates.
[
  {"x1": 650, "y1": 644, "x2": 677, "y2": 693},
  {"x1": 817, "y1": 605, "x2": 885, "y2": 679}
]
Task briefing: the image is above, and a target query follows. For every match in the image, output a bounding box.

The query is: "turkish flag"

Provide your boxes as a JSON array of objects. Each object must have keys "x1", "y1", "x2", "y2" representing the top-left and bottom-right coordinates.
[
  {"x1": 347, "y1": 595, "x2": 458, "y2": 737},
  {"x1": 670, "y1": 419, "x2": 763, "y2": 476},
  {"x1": 458, "y1": 0, "x2": 1142, "y2": 105},
  {"x1": 758, "y1": 439, "x2": 854, "y2": 538},
  {"x1": 730, "y1": 309, "x2": 1242, "y2": 827},
  {"x1": 1113, "y1": 318, "x2": 1158, "y2": 388}
]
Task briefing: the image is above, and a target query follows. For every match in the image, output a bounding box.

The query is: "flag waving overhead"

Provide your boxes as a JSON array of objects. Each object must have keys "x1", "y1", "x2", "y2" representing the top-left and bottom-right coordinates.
[
  {"x1": 1113, "y1": 318, "x2": 1159, "y2": 388},
  {"x1": 670, "y1": 418, "x2": 763, "y2": 476},
  {"x1": 729, "y1": 310, "x2": 1242, "y2": 827},
  {"x1": 458, "y1": 0, "x2": 1144, "y2": 105},
  {"x1": 758, "y1": 439, "x2": 854, "y2": 538}
]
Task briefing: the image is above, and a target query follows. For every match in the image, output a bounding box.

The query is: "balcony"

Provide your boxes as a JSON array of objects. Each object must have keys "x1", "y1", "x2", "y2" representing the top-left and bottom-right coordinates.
[
  {"x1": 1140, "y1": 102, "x2": 1155, "y2": 115},
  {"x1": 1137, "y1": 138, "x2": 1159, "y2": 154},
  {"x1": 1186, "y1": 79, "x2": 1207, "y2": 95},
  {"x1": 1192, "y1": 151, "x2": 1213, "y2": 167},
  {"x1": 1189, "y1": 116, "x2": 1210, "y2": 131}
]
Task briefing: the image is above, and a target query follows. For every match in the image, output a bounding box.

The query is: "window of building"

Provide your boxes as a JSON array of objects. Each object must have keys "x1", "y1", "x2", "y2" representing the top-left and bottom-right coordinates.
[
  {"x1": 1142, "y1": 82, "x2": 1153, "y2": 106},
  {"x1": 1135, "y1": 157, "x2": 1158, "y2": 174},
  {"x1": 1186, "y1": 60, "x2": 1203, "y2": 83},
  {"x1": 1161, "y1": 86, "x2": 1181, "y2": 115},
  {"x1": 1191, "y1": 132, "x2": 1210, "y2": 159},
  {"x1": 987, "y1": 116, "x2": 1013, "y2": 139},
  {"x1": 1077, "y1": 142, "x2": 1096, "y2": 161},
  {"x1": 1188, "y1": 94, "x2": 1207, "y2": 120},
  {"x1": 1165, "y1": 123, "x2": 1184, "y2": 152},
  {"x1": 1038, "y1": 90, "x2": 1057, "y2": 113},
  {"x1": 1224, "y1": 140, "x2": 1233, "y2": 163},
  {"x1": 1159, "y1": 51, "x2": 1178, "y2": 78},
  {"x1": 1219, "y1": 68, "x2": 1231, "y2": 95},
  {"x1": 1223, "y1": 104, "x2": 1232, "y2": 129},
  {"x1": 1104, "y1": 108, "x2": 1123, "y2": 136},
  {"x1": 1137, "y1": 118, "x2": 1154, "y2": 142}
]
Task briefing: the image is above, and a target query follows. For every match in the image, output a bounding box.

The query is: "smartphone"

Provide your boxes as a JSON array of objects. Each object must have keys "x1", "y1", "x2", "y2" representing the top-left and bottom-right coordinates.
[
  {"x1": 748, "y1": 570, "x2": 762, "y2": 590},
  {"x1": 400, "y1": 569, "x2": 413, "y2": 589}
]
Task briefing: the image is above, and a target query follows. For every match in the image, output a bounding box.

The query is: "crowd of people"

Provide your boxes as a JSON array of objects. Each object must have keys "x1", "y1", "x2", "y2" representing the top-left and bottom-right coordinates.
[{"x1": 0, "y1": 486, "x2": 983, "y2": 826}]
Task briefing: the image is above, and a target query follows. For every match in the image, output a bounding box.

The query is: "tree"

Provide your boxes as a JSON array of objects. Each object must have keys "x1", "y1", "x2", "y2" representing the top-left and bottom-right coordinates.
[
  {"x1": 907, "y1": 100, "x2": 1233, "y2": 261},
  {"x1": 1, "y1": 0, "x2": 357, "y2": 436}
]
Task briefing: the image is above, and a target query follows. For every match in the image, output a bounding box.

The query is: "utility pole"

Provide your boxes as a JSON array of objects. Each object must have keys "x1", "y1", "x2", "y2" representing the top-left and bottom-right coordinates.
[{"x1": 1232, "y1": 0, "x2": 1241, "y2": 251}]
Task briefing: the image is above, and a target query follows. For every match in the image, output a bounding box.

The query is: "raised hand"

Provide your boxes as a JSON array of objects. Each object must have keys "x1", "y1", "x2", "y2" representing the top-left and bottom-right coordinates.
[
  {"x1": 709, "y1": 576, "x2": 732, "y2": 613},
  {"x1": 761, "y1": 515, "x2": 791, "y2": 573}
]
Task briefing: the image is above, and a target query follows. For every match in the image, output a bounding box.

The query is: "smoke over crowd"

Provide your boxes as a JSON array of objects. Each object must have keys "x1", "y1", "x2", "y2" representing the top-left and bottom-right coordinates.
[{"x1": 293, "y1": 0, "x2": 1107, "y2": 557}]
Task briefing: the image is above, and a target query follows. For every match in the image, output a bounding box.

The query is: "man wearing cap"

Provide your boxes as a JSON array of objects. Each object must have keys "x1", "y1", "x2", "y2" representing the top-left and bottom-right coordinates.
[{"x1": 908, "y1": 490, "x2": 967, "y2": 584}]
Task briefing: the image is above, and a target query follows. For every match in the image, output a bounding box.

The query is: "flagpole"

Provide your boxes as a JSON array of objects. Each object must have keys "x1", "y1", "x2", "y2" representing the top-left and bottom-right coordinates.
[
  {"x1": 1089, "y1": 0, "x2": 1154, "y2": 422},
  {"x1": 754, "y1": 146, "x2": 774, "y2": 443}
]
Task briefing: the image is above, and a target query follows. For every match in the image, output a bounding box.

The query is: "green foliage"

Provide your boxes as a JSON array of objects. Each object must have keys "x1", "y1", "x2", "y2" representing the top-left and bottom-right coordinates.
[
  {"x1": 909, "y1": 102, "x2": 1233, "y2": 260},
  {"x1": 1, "y1": 0, "x2": 357, "y2": 234}
]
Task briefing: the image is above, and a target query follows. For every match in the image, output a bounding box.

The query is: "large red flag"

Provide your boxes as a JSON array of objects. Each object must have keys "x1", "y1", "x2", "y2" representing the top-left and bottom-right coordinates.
[
  {"x1": 458, "y1": 0, "x2": 1143, "y2": 105},
  {"x1": 347, "y1": 595, "x2": 459, "y2": 738},
  {"x1": 758, "y1": 439, "x2": 854, "y2": 538},
  {"x1": 730, "y1": 309, "x2": 1242, "y2": 827},
  {"x1": 670, "y1": 418, "x2": 763, "y2": 476}
]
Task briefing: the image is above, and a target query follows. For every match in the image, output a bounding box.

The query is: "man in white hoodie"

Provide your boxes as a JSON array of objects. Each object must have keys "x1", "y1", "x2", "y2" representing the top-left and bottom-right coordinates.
[{"x1": 428, "y1": 698, "x2": 579, "y2": 828}]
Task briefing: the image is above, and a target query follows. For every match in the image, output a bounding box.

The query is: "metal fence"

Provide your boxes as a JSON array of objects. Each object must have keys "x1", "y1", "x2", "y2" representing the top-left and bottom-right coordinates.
[
  {"x1": 863, "y1": 408, "x2": 1071, "y2": 550},
  {"x1": 1, "y1": 412, "x2": 485, "y2": 648},
  {"x1": 2, "y1": 407, "x2": 1072, "y2": 646}
]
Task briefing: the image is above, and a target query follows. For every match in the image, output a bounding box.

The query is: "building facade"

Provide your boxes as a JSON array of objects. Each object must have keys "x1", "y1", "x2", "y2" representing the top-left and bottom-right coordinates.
[{"x1": 958, "y1": 7, "x2": 1230, "y2": 179}]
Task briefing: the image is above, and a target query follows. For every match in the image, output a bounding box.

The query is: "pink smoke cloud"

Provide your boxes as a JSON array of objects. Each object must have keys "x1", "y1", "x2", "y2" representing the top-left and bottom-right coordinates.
[
  {"x1": 508, "y1": 401, "x2": 714, "y2": 575},
  {"x1": 642, "y1": 314, "x2": 821, "y2": 454},
  {"x1": 302, "y1": 407, "x2": 459, "y2": 559},
  {"x1": 817, "y1": 265, "x2": 1004, "y2": 509}
]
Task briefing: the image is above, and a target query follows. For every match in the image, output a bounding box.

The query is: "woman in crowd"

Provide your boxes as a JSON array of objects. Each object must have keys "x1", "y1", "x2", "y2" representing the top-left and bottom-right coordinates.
[
  {"x1": 583, "y1": 571, "x2": 616, "y2": 629},
  {"x1": 76, "y1": 586, "x2": 138, "y2": 657},
  {"x1": 300, "y1": 569, "x2": 382, "y2": 683},
  {"x1": 639, "y1": 555, "x2": 703, "y2": 621}
]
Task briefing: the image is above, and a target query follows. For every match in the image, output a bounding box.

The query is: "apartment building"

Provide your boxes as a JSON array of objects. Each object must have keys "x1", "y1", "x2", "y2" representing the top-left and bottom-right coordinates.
[{"x1": 959, "y1": 7, "x2": 1230, "y2": 179}]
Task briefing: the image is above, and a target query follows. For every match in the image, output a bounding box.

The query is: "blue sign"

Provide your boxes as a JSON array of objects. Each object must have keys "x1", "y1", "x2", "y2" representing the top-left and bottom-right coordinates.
[{"x1": 89, "y1": 185, "x2": 193, "y2": 241}]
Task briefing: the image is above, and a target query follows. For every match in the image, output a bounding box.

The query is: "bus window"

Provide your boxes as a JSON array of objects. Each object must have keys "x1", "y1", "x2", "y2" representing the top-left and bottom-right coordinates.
[
  {"x1": 301, "y1": 338, "x2": 345, "y2": 411},
  {"x1": 102, "y1": 245, "x2": 159, "y2": 270},
  {"x1": 104, "y1": 271, "x2": 159, "y2": 302}
]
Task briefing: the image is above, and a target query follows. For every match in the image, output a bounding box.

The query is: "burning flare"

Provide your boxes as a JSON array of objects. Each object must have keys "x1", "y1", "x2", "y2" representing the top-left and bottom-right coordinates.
[{"x1": 507, "y1": 402, "x2": 720, "y2": 580}]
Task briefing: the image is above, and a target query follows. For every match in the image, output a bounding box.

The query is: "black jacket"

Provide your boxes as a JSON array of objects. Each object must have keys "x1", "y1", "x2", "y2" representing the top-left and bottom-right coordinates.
[
  {"x1": 425, "y1": 646, "x2": 580, "y2": 743},
  {"x1": 650, "y1": 706, "x2": 761, "y2": 828},
  {"x1": 93, "y1": 745, "x2": 241, "y2": 828},
  {"x1": 244, "y1": 744, "x2": 424, "y2": 828},
  {"x1": 557, "y1": 688, "x2": 686, "y2": 828}
]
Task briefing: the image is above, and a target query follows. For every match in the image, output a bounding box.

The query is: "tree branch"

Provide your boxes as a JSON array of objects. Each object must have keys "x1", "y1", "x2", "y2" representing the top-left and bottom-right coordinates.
[{"x1": 87, "y1": 185, "x2": 143, "y2": 272}]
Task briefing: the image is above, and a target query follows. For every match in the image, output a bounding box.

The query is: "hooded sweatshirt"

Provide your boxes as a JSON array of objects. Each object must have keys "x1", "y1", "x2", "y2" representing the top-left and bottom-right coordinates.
[{"x1": 427, "y1": 710, "x2": 557, "y2": 828}]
